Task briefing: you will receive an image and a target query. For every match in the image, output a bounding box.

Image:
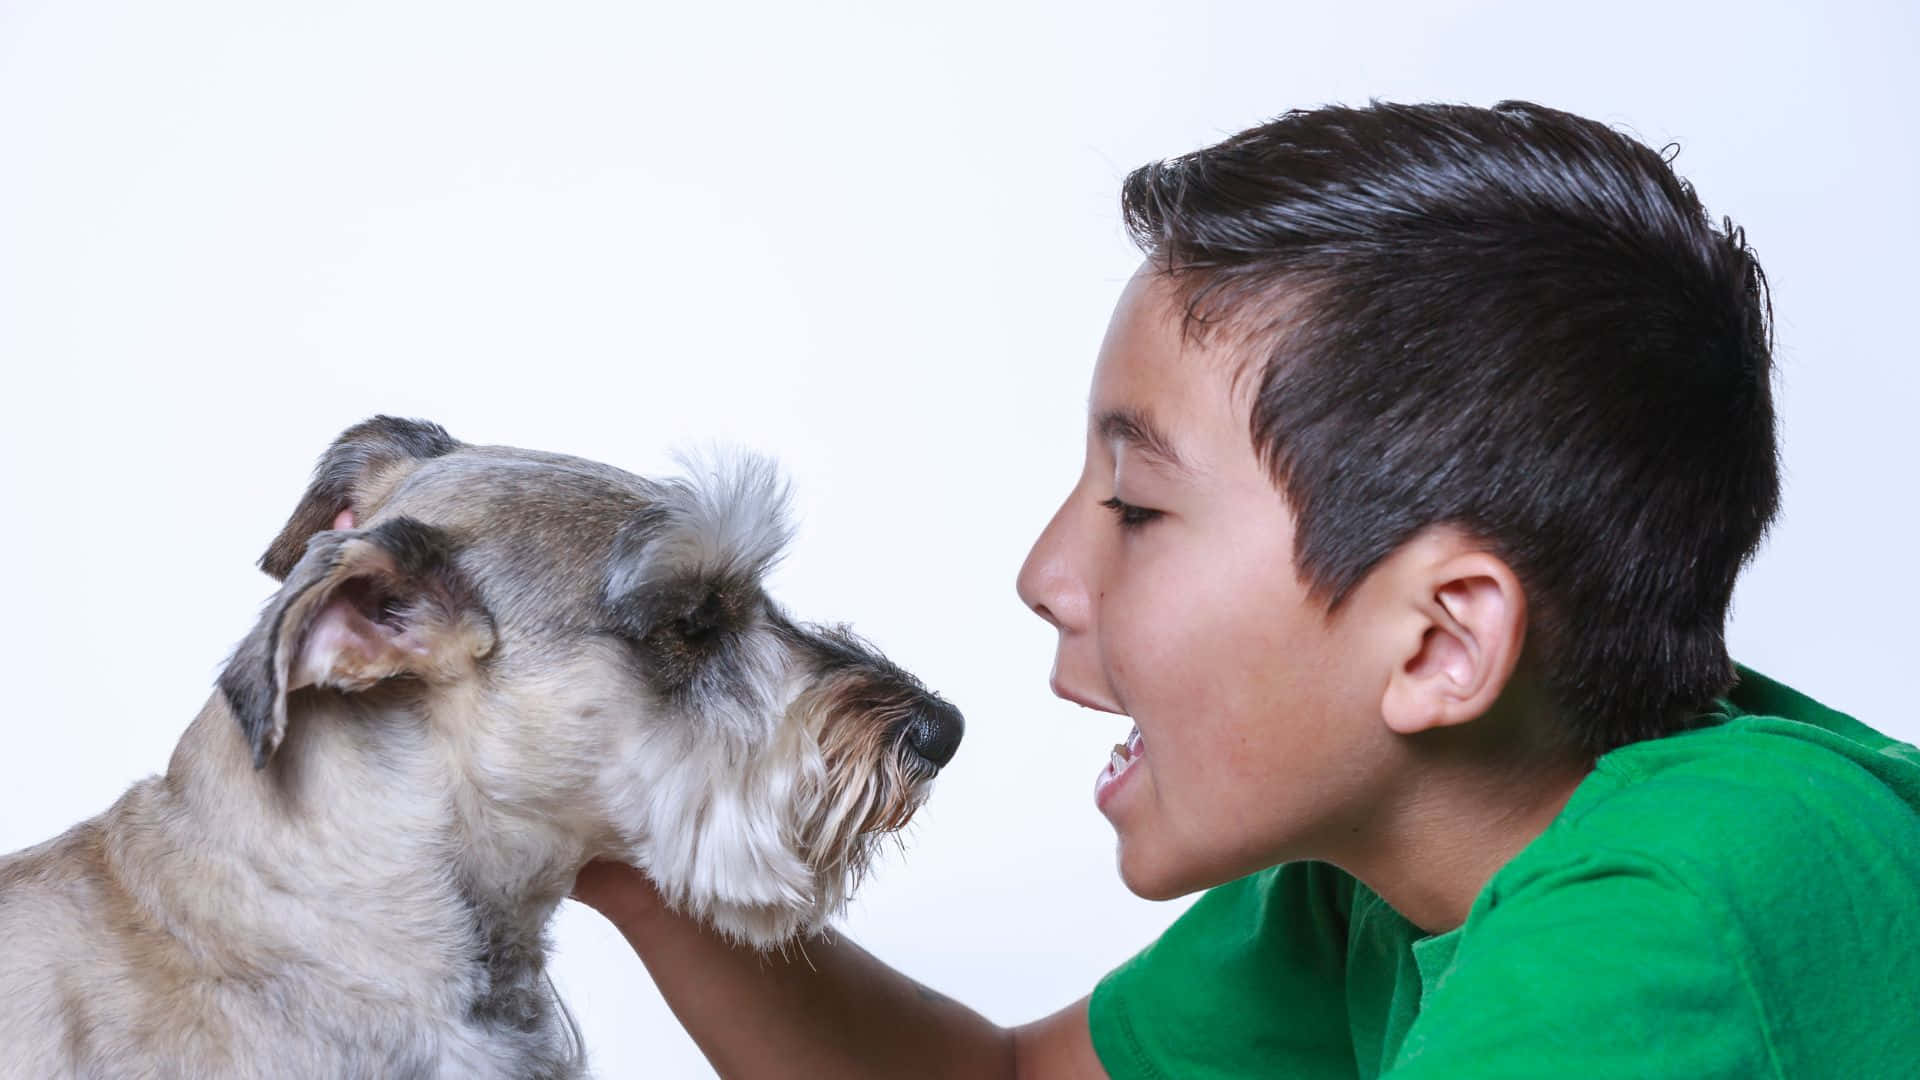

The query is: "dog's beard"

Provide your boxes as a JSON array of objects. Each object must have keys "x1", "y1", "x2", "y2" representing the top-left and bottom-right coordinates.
[{"x1": 601, "y1": 686, "x2": 935, "y2": 949}]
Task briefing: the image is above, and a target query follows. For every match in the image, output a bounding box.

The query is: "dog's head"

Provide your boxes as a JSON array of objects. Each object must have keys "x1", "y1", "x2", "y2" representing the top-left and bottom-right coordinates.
[{"x1": 218, "y1": 417, "x2": 960, "y2": 947}]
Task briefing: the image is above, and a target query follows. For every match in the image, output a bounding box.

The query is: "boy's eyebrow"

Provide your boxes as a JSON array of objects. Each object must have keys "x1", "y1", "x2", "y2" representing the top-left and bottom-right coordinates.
[{"x1": 1096, "y1": 407, "x2": 1191, "y2": 475}]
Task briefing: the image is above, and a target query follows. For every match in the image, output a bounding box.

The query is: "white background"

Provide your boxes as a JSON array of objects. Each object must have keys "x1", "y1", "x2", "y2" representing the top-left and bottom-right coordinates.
[{"x1": 3, "y1": 2, "x2": 1915, "y2": 1076}]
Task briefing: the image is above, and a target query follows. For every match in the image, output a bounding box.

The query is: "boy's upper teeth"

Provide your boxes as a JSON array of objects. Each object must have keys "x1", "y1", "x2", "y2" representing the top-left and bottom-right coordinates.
[{"x1": 1110, "y1": 747, "x2": 1129, "y2": 771}]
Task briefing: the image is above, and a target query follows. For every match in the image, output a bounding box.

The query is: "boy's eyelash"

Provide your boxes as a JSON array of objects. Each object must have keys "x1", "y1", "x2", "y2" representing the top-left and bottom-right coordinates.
[{"x1": 1100, "y1": 496, "x2": 1164, "y2": 529}]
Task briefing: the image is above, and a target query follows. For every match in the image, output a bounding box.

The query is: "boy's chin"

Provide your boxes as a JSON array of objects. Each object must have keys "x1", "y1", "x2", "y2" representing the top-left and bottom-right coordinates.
[
  {"x1": 1117, "y1": 821, "x2": 1290, "y2": 900},
  {"x1": 1115, "y1": 836, "x2": 1224, "y2": 901}
]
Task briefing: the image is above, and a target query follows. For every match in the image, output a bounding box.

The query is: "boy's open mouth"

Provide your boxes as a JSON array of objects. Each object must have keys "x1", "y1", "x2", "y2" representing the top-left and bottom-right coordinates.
[
  {"x1": 1108, "y1": 726, "x2": 1143, "y2": 774},
  {"x1": 1095, "y1": 725, "x2": 1144, "y2": 806}
]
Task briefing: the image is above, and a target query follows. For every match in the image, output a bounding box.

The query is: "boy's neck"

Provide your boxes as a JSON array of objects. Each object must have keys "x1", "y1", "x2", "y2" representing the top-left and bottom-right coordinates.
[
  {"x1": 1335, "y1": 698, "x2": 1595, "y2": 935},
  {"x1": 1354, "y1": 764, "x2": 1588, "y2": 935}
]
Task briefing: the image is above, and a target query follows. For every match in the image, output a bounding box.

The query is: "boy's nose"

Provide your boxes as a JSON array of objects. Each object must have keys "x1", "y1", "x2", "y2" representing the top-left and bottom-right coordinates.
[
  {"x1": 1016, "y1": 503, "x2": 1085, "y2": 631},
  {"x1": 1017, "y1": 561, "x2": 1072, "y2": 630}
]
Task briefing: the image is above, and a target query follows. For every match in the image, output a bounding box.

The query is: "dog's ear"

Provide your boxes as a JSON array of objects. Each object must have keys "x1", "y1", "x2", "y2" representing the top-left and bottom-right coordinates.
[
  {"x1": 259, "y1": 416, "x2": 463, "y2": 581},
  {"x1": 219, "y1": 517, "x2": 495, "y2": 769},
  {"x1": 603, "y1": 454, "x2": 792, "y2": 693}
]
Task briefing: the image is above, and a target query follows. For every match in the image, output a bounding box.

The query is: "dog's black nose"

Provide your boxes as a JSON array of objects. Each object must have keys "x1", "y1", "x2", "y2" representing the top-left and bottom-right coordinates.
[{"x1": 904, "y1": 698, "x2": 963, "y2": 768}]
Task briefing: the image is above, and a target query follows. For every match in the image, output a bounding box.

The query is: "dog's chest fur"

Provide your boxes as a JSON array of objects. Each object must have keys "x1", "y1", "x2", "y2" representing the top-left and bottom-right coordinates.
[{"x1": 0, "y1": 718, "x2": 584, "y2": 1080}]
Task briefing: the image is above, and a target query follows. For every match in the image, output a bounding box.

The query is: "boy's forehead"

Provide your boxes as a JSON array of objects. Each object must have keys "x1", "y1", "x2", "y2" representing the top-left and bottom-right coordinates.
[{"x1": 1088, "y1": 267, "x2": 1256, "y2": 460}]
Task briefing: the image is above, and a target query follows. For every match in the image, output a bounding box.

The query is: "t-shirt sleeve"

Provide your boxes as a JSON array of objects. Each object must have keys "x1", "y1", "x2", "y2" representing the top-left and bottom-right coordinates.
[
  {"x1": 1089, "y1": 860, "x2": 1360, "y2": 1080},
  {"x1": 1385, "y1": 850, "x2": 1777, "y2": 1079}
]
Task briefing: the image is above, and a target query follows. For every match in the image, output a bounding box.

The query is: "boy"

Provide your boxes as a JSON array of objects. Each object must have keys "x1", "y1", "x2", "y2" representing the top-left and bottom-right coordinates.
[{"x1": 572, "y1": 100, "x2": 1920, "y2": 1077}]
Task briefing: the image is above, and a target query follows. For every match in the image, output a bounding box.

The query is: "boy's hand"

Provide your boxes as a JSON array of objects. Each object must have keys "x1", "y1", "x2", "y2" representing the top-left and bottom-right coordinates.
[{"x1": 570, "y1": 858, "x2": 664, "y2": 928}]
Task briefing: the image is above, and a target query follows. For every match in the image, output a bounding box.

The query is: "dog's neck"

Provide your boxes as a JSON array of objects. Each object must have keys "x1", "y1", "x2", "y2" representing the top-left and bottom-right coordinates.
[{"x1": 142, "y1": 691, "x2": 583, "y2": 1051}]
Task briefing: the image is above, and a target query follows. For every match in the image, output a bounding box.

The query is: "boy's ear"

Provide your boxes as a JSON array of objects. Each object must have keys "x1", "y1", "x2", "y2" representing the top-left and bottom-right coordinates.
[{"x1": 1379, "y1": 540, "x2": 1526, "y2": 736}]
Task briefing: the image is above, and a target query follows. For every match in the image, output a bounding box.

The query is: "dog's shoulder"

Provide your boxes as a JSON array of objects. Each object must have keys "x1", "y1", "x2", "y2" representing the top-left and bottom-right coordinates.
[
  {"x1": 0, "y1": 814, "x2": 122, "y2": 1076},
  {"x1": 0, "y1": 808, "x2": 117, "y2": 926}
]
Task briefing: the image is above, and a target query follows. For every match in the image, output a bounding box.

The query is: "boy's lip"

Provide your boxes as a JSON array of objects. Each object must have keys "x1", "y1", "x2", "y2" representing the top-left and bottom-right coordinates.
[{"x1": 1050, "y1": 676, "x2": 1122, "y2": 714}]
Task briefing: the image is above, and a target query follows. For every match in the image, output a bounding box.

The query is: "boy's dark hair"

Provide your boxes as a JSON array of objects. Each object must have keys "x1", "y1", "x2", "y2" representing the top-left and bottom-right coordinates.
[{"x1": 1122, "y1": 100, "x2": 1778, "y2": 754}]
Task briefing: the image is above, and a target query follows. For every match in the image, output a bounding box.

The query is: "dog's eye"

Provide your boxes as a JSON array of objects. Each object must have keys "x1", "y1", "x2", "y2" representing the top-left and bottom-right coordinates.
[{"x1": 672, "y1": 614, "x2": 717, "y2": 643}]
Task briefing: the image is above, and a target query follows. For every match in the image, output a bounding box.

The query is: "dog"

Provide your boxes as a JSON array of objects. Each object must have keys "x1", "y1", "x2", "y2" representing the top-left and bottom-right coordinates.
[{"x1": 0, "y1": 417, "x2": 962, "y2": 1079}]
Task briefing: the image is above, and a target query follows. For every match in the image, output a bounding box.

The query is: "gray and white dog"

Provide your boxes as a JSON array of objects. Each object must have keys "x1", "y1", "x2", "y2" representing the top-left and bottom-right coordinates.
[{"x1": 0, "y1": 417, "x2": 962, "y2": 1079}]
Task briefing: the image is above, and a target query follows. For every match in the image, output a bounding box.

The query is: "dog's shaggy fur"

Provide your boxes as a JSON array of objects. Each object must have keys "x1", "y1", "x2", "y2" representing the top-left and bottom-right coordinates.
[{"x1": 0, "y1": 418, "x2": 961, "y2": 1079}]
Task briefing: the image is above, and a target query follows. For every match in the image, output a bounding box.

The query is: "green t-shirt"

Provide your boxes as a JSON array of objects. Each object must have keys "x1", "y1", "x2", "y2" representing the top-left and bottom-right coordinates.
[{"x1": 1089, "y1": 667, "x2": 1920, "y2": 1078}]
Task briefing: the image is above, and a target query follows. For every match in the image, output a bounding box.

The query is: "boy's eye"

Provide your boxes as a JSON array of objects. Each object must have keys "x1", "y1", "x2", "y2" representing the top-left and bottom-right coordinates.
[{"x1": 1100, "y1": 496, "x2": 1164, "y2": 530}]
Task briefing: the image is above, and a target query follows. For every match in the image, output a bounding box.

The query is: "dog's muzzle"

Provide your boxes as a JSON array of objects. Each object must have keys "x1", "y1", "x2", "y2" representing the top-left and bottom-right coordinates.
[{"x1": 903, "y1": 698, "x2": 963, "y2": 769}]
